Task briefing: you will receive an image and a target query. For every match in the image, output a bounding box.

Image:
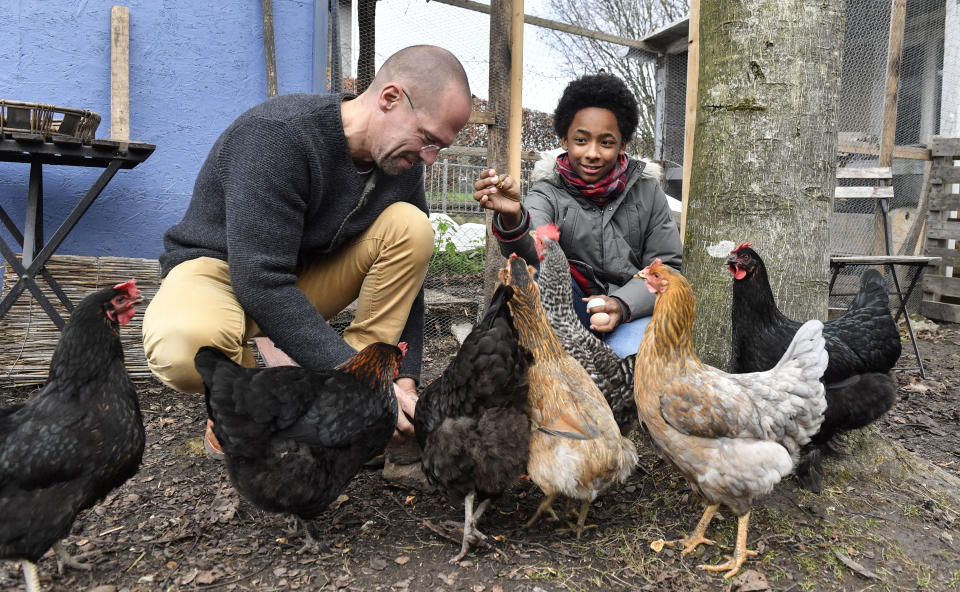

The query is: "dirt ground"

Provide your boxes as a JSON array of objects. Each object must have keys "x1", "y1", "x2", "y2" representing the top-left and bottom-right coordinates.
[{"x1": 1, "y1": 321, "x2": 959, "y2": 592}]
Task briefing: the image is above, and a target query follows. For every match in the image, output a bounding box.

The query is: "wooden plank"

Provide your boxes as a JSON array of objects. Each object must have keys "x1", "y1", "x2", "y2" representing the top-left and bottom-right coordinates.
[
  {"x1": 922, "y1": 246, "x2": 960, "y2": 268},
  {"x1": 879, "y1": 0, "x2": 906, "y2": 169},
  {"x1": 930, "y1": 136, "x2": 960, "y2": 157},
  {"x1": 428, "y1": 0, "x2": 658, "y2": 51},
  {"x1": 920, "y1": 299, "x2": 960, "y2": 323},
  {"x1": 262, "y1": 0, "x2": 278, "y2": 98},
  {"x1": 508, "y1": 0, "x2": 523, "y2": 181},
  {"x1": 929, "y1": 192, "x2": 960, "y2": 211},
  {"x1": 468, "y1": 110, "x2": 497, "y2": 125},
  {"x1": 831, "y1": 255, "x2": 940, "y2": 265},
  {"x1": 929, "y1": 166, "x2": 960, "y2": 185},
  {"x1": 836, "y1": 166, "x2": 891, "y2": 180},
  {"x1": 836, "y1": 139, "x2": 930, "y2": 161},
  {"x1": 834, "y1": 186, "x2": 895, "y2": 199},
  {"x1": 679, "y1": 0, "x2": 699, "y2": 241},
  {"x1": 110, "y1": 6, "x2": 130, "y2": 142},
  {"x1": 923, "y1": 274, "x2": 960, "y2": 296},
  {"x1": 440, "y1": 145, "x2": 540, "y2": 161},
  {"x1": 925, "y1": 219, "x2": 960, "y2": 241}
]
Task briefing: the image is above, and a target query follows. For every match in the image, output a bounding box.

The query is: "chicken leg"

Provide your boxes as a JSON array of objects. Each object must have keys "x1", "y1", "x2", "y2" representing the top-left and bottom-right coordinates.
[
  {"x1": 569, "y1": 499, "x2": 599, "y2": 539},
  {"x1": 450, "y1": 491, "x2": 491, "y2": 563},
  {"x1": 21, "y1": 560, "x2": 40, "y2": 592},
  {"x1": 525, "y1": 494, "x2": 559, "y2": 527},
  {"x1": 650, "y1": 503, "x2": 717, "y2": 555},
  {"x1": 54, "y1": 540, "x2": 92, "y2": 573},
  {"x1": 699, "y1": 512, "x2": 757, "y2": 579}
]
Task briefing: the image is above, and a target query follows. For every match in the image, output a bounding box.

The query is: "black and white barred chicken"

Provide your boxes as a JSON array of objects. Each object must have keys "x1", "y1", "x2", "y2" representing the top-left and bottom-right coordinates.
[{"x1": 532, "y1": 224, "x2": 637, "y2": 435}]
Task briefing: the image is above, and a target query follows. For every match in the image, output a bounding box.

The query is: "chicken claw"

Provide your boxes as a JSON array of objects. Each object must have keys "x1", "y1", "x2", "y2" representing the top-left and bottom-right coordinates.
[
  {"x1": 651, "y1": 504, "x2": 718, "y2": 555},
  {"x1": 525, "y1": 494, "x2": 559, "y2": 527},
  {"x1": 698, "y1": 512, "x2": 757, "y2": 579}
]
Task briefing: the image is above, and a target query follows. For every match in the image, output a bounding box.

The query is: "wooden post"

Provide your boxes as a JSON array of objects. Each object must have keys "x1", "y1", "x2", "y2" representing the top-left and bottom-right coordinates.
[
  {"x1": 262, "y1": 0, "x2": 279, "y2": 98},
  {"x1": 508, "y1": 0, "x2": 524, "y2": 180},
  {"x1": 483, "y1": 0, "x2": 512, "y2": 305},
  {"x1": 875, "y1": 0, "x2": 906, "y2": 255},
  {"x1": 110, "y1": 5, "x2": 130, "y2": 142},
  {"x1": 679, "y1": 0, "x2": 699, "y2": 242}
]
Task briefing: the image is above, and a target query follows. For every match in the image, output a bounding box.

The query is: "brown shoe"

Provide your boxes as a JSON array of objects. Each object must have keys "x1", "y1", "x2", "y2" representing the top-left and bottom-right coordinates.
[{"x1": 204, "y1": 419, "x2": 225, "y2": 461}]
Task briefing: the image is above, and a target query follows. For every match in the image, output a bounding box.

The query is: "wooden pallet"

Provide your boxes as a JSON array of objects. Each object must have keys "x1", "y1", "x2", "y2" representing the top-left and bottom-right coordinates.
[{"x1": 921, "y1": 137, "x2": 960, "y2": 323}]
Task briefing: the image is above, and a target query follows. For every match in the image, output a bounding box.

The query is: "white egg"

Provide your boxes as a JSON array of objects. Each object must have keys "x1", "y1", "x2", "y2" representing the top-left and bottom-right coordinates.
[
  {"x1": 587, "y1": 297, "x2": 606, "y2": 311},
  {"x1": 590, "y1": 312, "x2": 611, "y2": 326}
]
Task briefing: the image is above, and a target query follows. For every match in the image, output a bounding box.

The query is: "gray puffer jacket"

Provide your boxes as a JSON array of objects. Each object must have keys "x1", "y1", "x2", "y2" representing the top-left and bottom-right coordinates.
[{"x1": 493, "y1": 156, "x2": 682, "y2": 321}]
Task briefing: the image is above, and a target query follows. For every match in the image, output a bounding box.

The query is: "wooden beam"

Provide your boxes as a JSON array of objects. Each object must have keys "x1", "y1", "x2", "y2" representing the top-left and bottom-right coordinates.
[
  {"x1": 428, "y1": 0, "x2": 658, "y2": 52},
  {"x1": 262, "y1": 0, "x2": 278, "y2": 98},
  {"x1": 836, "y1": 140, "x2": 930, "y2": 160},
  {"x1": 508, "y1": 0, "x2": 523, "y2": 180},
  {"x1": 468, "y1": 110, "x2": 497, "y2": 125},
  {"x1": 110, "y1": 6, "x2": 130, "y2": 142},
  {"x1": 835, "y1": 166, "x2": 892, "y2": 179},
  {"x1": 879, "y1": 0, "x2": 906, "y2": 168},
  {"x1": 483, "y1": 0, "x2": 511, "y2": 305},
  {"x1": 679, "y1": 0, "x2": 699, "y2": 242}
]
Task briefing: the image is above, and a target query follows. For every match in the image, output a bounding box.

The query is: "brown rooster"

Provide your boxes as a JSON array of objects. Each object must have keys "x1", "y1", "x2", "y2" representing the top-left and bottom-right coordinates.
[
  {"x1": 499, "y1": 254, "x2": 637, "y2": 537},
  {"x1": 635, "y1": 260, "x2": 827, "y2": 578}
]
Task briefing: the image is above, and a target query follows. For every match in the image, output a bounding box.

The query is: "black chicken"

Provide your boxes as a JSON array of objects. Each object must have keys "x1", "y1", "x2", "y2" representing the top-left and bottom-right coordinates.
[
  {"x1": 0, "y1": 280, "x2": 145, "y2": 592},
  {"x1": 194, "y1": 341, "x2": 403, "y2": 548},
  {"x1": 726, "y1": 243, "x2": 900, "y2": 492},
  {"x1": 414, "y1": 284, "x2": 532, "y2": 563}
]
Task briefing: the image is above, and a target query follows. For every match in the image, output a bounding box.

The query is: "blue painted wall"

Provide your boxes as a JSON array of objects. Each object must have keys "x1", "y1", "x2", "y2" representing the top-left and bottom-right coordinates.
[{"x1": 0, "y1": 0, "x2": 323, "y2": 259}]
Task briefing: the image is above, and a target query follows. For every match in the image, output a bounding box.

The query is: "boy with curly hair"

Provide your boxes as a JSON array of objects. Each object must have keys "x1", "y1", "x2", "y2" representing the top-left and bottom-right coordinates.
[{"x1": 474, "y1": 73, "x2": 682, "y2": 356}]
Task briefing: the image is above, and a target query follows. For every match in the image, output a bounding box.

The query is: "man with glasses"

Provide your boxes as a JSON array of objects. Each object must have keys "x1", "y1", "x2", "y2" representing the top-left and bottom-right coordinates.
[{"x1": 143, "y1": 45, "x2": 472, "y2": 462}]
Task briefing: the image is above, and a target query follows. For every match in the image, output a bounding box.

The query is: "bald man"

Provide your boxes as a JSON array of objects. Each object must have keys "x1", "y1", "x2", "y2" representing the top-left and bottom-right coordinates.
[{"x1": 143, "y1": 45, "x2": 473, "y2": 459}]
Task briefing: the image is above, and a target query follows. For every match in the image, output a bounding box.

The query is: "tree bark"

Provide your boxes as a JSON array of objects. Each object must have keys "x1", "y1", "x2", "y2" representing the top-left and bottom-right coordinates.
[{"x1": 683, "y1": 0, "x2": 845, "y2": 367}]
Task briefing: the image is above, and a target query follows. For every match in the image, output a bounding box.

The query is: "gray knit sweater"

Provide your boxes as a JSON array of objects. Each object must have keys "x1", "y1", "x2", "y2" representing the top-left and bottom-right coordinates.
[{"x1": 161, "y1": 93, "x2": 427, "y2": 380}]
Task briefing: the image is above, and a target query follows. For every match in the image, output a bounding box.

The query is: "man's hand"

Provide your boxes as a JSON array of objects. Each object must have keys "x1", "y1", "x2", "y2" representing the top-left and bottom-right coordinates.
[
  {"x1": 474, "y1": 169, "x2": 523, "y2": 229},
  {"x1": 584, "y1": 295, "x2": 622, "y2": 333},
  {"x1": 392, "y1": 377, "x2": 418, "y2": 442}
]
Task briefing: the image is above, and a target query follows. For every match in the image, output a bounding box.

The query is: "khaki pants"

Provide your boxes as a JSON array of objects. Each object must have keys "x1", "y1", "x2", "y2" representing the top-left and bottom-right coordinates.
[{"x1": 142, "y1": 202, "x2": 434, "y2": 393}]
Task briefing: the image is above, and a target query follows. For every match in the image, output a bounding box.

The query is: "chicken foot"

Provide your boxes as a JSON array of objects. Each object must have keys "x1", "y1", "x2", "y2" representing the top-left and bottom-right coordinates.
[
  {"x1": 54, "y1": 540, "x2": 92, "y2": 573},
  {"x1": 449, "y1": 492, "x2": 492, "y2": 563},
  {"x1": 567, "y1": 499, "x2": 598, "y2": 539},
  {"x1": 20, "y1": 560, "x2": 40, "y2": 592},
  {"x1": 291, "y1": 516, "x2": 329, "y2": 555},
  {"x1": 699, "y1": 512, "x2": 757, "y2": 579},
  {"x1": 525, "y1": 494, "x2": 559, "y2": 528},
  {"x1": 650, "y1": 503, "x2": 717, "y2": 555}
]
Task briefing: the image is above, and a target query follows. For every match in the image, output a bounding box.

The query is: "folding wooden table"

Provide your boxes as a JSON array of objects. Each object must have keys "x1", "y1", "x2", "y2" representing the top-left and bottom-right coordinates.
[{"x1": 0, "y1": 132, "x2": 155, "y2": 329}]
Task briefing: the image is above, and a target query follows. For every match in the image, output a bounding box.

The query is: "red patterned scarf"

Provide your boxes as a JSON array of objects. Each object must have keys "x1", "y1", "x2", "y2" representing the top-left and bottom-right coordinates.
[{"x1": 555, "y1": 153, "x2": 628, "y2": 207}]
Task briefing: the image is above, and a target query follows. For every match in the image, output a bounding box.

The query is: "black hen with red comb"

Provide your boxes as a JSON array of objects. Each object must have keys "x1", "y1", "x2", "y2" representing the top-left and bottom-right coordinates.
[
  {"x1": 1, "y1": 280, "x2": 145, "y2": 592},
  {"x1": 195, "y1": 342, "x2": 403, "y2": 547},
  {"x1": 414, "y1": 284, "x2": 532, "y2": 563},
  {"x1": 725, "y1": 244, "x2": 900, "y2": 492}
]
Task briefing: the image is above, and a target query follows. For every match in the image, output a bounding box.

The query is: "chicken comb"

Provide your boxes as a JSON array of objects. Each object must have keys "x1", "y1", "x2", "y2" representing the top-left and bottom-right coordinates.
[
  {"x1": 649, "y1": 257, "x2": 663, "y2": 268},
  {"x1": 534, "y1": 223, "x2": 560, "y2": 242},
  {"x1": 113, "y1": 278, "x2": 139, "y2": 297},
  {"x1": 730, "y1": 242, "x2": 753, "y2": 254},
  {"x1": 397, "y1": 342, "x2": 408, "y2": 357}
]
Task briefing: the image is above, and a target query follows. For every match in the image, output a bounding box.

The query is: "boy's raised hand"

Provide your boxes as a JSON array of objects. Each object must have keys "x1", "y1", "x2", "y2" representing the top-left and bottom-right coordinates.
[{"x1": 474, "y1": 169, "x2": 522, "y2": 228}]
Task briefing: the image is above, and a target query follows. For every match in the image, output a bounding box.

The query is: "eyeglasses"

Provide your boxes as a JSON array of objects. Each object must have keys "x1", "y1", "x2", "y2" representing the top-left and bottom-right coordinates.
[{"x1": 401, "y1": 89, "x2": 443, "y2": 157}]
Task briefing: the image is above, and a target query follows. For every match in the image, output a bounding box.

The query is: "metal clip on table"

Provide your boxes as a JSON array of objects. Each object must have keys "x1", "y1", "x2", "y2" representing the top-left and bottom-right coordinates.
[{"x1": 0, "y1": 132, "x2": 155, "y2": 328}]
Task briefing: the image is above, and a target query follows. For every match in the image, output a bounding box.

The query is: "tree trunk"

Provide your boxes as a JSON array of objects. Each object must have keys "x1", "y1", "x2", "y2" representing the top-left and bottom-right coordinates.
[
  {"x1": 683, "y1": 0, "x2": 845, "y2": 367},
  {"x1": 356, "y1": 0, "x2": 376, "y2": 94}
]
